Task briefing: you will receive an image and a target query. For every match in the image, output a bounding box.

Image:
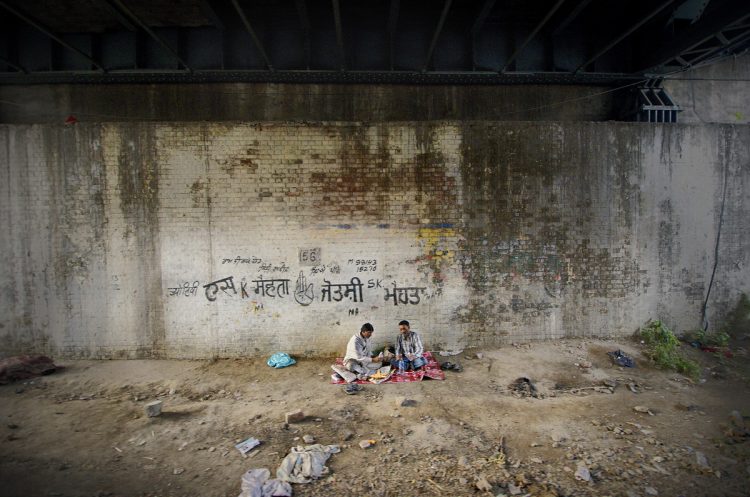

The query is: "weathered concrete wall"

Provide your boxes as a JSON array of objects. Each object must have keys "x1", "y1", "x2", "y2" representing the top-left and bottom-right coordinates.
[
  {"x1": 1, "y1": 122, "x2": 748, "y2": 358},
  {"x1": 665, "y1": 54, "x2": 750, "y2": 125}
]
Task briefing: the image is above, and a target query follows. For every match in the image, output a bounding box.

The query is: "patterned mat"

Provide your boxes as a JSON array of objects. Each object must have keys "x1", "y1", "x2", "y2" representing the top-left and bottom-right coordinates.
[{"x1": 331, "y1": 351, "x2": 445, "y2": 384}]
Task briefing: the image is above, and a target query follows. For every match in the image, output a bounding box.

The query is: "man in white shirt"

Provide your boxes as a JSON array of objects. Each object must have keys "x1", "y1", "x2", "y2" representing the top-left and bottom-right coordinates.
[{"x1": 344, "y1": 322, "x2": 383, "y2": 378}]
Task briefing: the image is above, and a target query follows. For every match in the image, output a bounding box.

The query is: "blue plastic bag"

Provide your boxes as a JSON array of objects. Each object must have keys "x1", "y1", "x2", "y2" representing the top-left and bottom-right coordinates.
[{"x1": 267, "y1": 352, "x2": 296, "y2": 368}]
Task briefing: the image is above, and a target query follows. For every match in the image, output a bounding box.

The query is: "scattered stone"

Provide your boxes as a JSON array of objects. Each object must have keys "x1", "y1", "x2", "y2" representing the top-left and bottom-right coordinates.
[
  {"x1": 579, "y1": 361, "x2": 592, "y2": 369},
  {"x1": 696, "y1": 451, "x2": 710, "y2": 469},
  {"x1": 475, "y1": 476, "x2": 492, "y2": 492},
  {"x1": 633, "y1": 406, "x2": 654, "y2": 415},
  {"x1": 457, "y1": 455, "x2": 469, "y2": 467},
  {"x1": 173, "y1": 468, "x2": 185, "y2": 475},
  {"x1": 145, "y1": 401, "x2": 163, "y2": 417},
  {"x1": 285, "y1": 410, "x2": 305, "y2": 424},
  {"x1": 574, "y1": 463, "x2": 591, "y2": 482},
  {"x1": 603, "y1": 379, "x2": 617, "y2": 388},
  {"x1": 359, "y1": 439, "x2": 374, "y2": 449},
  {"x1": 530, "y1": 457, "x2": 543, "y2": 464},
  {"x1": 475, "y1": 352, "x2": 484, "y2": 359},
  {"x1": 342, "y1": 431, "x2": 355, "y2": 441},
  {"x1": 628, "y1": 383, "x2": 640, "y2": 393},
  {"x1": 508, "y1": 482, "x2": 522, "y2": 495},
  {"x1": 303, "y1": 435, "x2": 315, "y2": 444},
  {"x1": 394, "y1": 396, "x2": 417, "y2": 407},
  {"x1": 645, "y1": 486, "x2": 658, "y2": 496},
  {"x1": 7, "y1": 423, "x2": 18, "y2": 429},
  {"x1": 208, "y1": 447, "x2": 216, "y2": 452}
]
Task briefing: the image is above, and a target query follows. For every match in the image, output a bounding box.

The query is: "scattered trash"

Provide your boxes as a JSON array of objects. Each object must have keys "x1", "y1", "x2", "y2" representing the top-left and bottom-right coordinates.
[
  {"x1": 440, "y1": 361, "x2": 463, "y2": 372},
  {"x1": 285, "y1": 410, "x2": 305, "y2": 424},
  {"x1": 267, "y1": 353, "x2": 296, "y2": 369},
  {"x1": 510, "y1": 377, "x2": 539, "y2": 398},
  {"x1": 359, "y1": 439, "x2": 376, "y2": 449},
  {"x1": 438, "y1": 349, "x2": 463, "y2": 357},
  {"x1": 0, "y1": 355, "x2": 58, "y2": 384},
  {"x1": 276, "y1": 444, "x2": 340, "y2": 483},
  {"x1": 607, "y1": 350, "x2": 635, "y2": 368},
  {"x1": 236, "y1": 437, "x2": 262, "y2": 455},
  {"x1": 574, "y1": 462, "x2": 591, "y2": 482},
  {"x1": 475, "y1": 476, "x2": 492, "y2": 492},
  {"x1": 239, "y1": 468, "x2": 292, "y2": 497},
  {"x1": 330, "y1": 364, "x2": 357, "y2": 383},
  {"x1": 344, "y1": 384, "x2": 362, "y2": 395},
  {"x1": 64, "y1": 115, "x2": 78, "y2": 125},
  {"x1": 145, "y1": 401, "x2": 163, "y2": 417}
]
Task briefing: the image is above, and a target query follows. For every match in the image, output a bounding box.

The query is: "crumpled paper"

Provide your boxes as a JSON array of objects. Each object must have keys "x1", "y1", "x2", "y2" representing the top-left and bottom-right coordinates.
[
  {"x1": 238, "y1": 468, "x2": 292, "y2": 497},
  {"x1": 276, "y1": 444, "x2": 340, "y2": 483}
]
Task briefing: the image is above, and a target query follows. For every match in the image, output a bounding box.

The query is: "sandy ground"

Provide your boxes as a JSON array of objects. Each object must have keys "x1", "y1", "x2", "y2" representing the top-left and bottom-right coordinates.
[{"x1": 2, "y1": 337, "x2": 750, "y2": 497}]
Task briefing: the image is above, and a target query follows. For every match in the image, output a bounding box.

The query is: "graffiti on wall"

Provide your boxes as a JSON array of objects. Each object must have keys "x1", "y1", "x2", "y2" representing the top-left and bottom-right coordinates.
[{"x1": 168, "y1": 253, "x2": 435, "y2": 311}]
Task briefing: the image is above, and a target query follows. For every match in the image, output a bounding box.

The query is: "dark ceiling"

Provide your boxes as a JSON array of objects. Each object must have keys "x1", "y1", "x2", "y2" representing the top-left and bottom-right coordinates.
[{"x1": 0, "y1": 0, "x2": 748, "y2": 85}]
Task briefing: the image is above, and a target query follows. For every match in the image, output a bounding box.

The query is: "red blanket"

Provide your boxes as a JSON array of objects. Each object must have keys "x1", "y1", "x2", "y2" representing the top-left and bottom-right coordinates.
[{"x1": 331, "y1": 351, "x2": 445, "y2": 384}]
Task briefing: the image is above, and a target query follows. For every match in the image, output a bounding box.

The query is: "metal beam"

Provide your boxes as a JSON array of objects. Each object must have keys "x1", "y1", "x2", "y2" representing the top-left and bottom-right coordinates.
[
  {"x1": 687, "y1": 25, "x2": 750, "y2": 66},
  {"x1": 199, "y1": 0, "x2": 225, "y2": 31},
  {"x1": 106, "y1": 0, "x2": 193, "y2": 71},
  {"x1": 0, "y1": 1, "x2": 106, "y2": 72},
  {"x1": 575, "y1": 0, "x2": 677, "y2": 73},
  {"x1": 230, "y1": 0, "x2": 273, "y2": 71},
  {"x1": 502, "y1": 0, "x2": 566, "y2": 72},
  {"x1": 552, "y1": 0, "x2": 594, "y2": 36},
  {"x1": 387, "y1": 0, "x2": 400, "y2": 70},
  {"x1": 295, "y1": 0, "x2": 312, "y2": 69},
  {"x1": 99, "y1": 0, "x2": 136, "y2": 31},
  {"x1": 332, "y1": 0, "x2": 345, "y2": 70},
  {"x1": 471, "y1": 0, "x2": 497, "y2": 35},
  {"x1": 471, "y1": 0, "x2": 496, "y2": 69},
  {"x1": 639, "y1": 0, "x2": 750, "y2": 71},
  {"x1": 422, "y1": 0, "x2": 452, "y2": 72},
  {"x1": 0, "y1": 55, "x2": 26, "y2": 73}
]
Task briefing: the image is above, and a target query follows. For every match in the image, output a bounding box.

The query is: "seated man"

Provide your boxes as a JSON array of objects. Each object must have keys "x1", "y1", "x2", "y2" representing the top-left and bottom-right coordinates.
[
  {"x1": 344, "y1": 322, "x2": 382, "y2": 378},
  {"x1": 392, "y1": 320, "x2": 426, "y2": 372}
]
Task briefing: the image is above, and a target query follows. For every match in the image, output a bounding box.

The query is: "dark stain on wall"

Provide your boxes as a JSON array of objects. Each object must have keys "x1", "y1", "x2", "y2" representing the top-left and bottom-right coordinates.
[
  {"x1": 116, "y1": 125, "x2": 166, "y2": 357},
  {"x1": 457, "y1": 123, "x2": 644, "y2": 341}
]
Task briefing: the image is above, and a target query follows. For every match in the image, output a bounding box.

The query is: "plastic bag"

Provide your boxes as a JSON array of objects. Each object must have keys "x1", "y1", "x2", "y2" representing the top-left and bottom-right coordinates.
[{"x1": 267, "y1": 353, "x2": 296, "y2": 369}]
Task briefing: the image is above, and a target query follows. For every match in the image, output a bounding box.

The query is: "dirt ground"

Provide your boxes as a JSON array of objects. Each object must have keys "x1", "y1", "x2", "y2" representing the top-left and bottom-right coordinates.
[{"x1": 2, "y1": 337, "x2": 750, "y2": 497}]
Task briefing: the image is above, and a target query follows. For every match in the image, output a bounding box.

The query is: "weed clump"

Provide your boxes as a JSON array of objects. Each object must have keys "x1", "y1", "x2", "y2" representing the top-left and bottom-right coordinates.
[{"x1": 640, "y1": 320, "x2": 700, "y2": 380}]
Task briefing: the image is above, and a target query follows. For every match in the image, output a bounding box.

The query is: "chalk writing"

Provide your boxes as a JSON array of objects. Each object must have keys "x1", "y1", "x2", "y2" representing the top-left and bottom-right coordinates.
[
  {"x1": 221, "y1": 256, "x2": 262, "y2": 265},
  {"x1": 252, "y1": 277, "x2": 291, "y2": 298},
  {"x1": 203, "y1": 276, "x2": 237, "y2": 302},
  {"x1": 294, "y1": 271, "x2": 315, "y2": 306},
  {"x1": 321, "y1": 277, "x2": 364, "y2": 303},
  {"x1": 299, "y1": 248, "x2": 321, "y2": 266},
  {"x1": 167, "y1": 281, "x2": 200, "y2": 297},
  {"x1": 384, "y1": 284, "x2": 426, "y2": 306}
]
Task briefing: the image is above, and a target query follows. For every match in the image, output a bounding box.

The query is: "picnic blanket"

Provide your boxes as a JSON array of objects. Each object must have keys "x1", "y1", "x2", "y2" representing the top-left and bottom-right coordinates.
[{"x1": 331, "y1": 351, "x2": 445, "y2": 384}]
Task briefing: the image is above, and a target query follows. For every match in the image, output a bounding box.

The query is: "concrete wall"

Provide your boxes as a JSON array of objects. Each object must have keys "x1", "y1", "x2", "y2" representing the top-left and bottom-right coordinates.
[
  {"x1": 665, "y1": 54, "x2": 750, "y2": 125},
  {"x1": 1, "y1": 122, "x2": 748, "y2": 358}
]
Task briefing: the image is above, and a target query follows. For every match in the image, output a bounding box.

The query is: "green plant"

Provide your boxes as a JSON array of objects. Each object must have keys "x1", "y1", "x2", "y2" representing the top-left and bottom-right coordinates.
[
  {"x1": 640, "y1": 320, "x2": 700, "y2": 380},
  {"x1": 684, "y1": 328, "x2": 730, "y2": 347}
]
